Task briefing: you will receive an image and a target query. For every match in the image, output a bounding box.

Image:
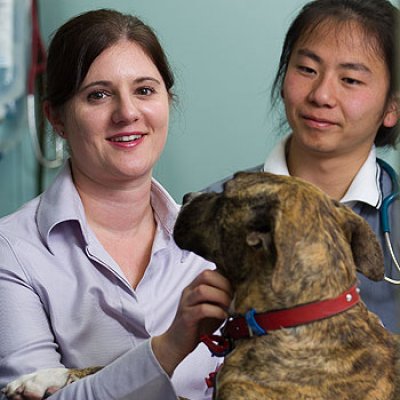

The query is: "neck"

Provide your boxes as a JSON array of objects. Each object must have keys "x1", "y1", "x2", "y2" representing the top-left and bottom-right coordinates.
[
  {"x1": 70, "y1": 162, "x2": 158, "y2": 288},
  {"x1": 71, "y1": 163, "x2": 154, "y2": 234},
  {"x1": 286, "y1": 138, "x2": 370, "y2": 201}
]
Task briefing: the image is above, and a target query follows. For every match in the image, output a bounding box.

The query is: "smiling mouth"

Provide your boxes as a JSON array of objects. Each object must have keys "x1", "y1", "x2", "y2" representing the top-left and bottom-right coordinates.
[{"x1": 108, "y1": 134, "x2": 143, "y2": 143}]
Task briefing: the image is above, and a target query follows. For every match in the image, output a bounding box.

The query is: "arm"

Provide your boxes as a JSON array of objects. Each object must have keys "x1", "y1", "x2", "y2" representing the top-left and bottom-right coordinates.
[
  {"x1": 2, "y1": 343, "x2": 176, "y2": 400},
  {"x1": 0, "y1": 239, "x2": 231, "y2": 400},
  {"x1": 0, "y1": 238, "x2": 177, "y2": 400},
  {"x1": 152, "y1": 269, "x2": 232, "y2": 376}
]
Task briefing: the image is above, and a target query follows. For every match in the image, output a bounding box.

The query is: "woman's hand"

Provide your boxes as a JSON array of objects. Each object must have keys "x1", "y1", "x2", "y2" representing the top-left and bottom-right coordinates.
[{"x1": 151, "y1": 269, "x2": 232, "y2": 376}]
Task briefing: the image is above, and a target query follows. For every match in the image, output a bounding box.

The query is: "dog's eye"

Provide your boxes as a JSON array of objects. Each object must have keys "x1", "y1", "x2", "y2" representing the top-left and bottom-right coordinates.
[
  {"x1": 249, "y1": 214, "x2": 272, "y2": 233},
  {"x1": 252, "y1": 221, "x2": 272, "y2": 234},
  {"x1": 249, "y1": 203, "x2": 274, "y2": 233}
]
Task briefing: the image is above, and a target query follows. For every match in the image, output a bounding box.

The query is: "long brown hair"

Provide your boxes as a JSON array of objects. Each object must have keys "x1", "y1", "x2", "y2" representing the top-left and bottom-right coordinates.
[{"x1": 46, "y1": 9, "x2": 174, "y2": 109}]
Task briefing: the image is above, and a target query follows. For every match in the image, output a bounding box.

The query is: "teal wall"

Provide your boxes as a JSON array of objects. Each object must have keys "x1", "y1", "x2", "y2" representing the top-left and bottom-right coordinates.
[{"x1": 0, "y1": 0, "x2": 399, "y2": 216}]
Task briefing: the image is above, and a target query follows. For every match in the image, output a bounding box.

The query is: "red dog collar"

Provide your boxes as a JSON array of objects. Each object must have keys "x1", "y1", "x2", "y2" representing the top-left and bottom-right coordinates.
[
  {"x1": 224, "y1": 285, "x2": 360, "y2": 339},
  {"x1": 201, "y1": 285, "x2": 360, "y2": 357}
]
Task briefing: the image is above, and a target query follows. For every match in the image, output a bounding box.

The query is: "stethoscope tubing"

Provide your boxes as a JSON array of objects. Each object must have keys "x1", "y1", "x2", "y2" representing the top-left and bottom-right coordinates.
[{"x1": 377, "y1": 158, "x2": 400, "y2": 285}]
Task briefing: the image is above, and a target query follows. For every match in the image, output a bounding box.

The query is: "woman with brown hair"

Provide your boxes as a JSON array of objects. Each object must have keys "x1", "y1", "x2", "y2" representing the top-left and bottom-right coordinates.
[{"x1": 0, "y1": 9, "x2": 231, "y2": 400}]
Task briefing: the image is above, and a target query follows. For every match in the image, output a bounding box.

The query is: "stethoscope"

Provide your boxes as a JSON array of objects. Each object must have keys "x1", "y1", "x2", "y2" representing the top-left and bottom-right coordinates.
[
  {"x1": 377, "y1": 158, "x2": 400, "y2": 285},
  {"x1": 27, "y1": 0, "x2": 64, "y2": 169}
]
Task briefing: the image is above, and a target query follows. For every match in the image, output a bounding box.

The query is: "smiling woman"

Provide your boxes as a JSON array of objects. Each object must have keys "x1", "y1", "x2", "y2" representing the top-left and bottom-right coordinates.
[
  {"x1": 0, "y1": 9, "x2": 232, "y2": 400},
  {"x1": 47, "y1": 40, "x2": 171, "y2": 191}
]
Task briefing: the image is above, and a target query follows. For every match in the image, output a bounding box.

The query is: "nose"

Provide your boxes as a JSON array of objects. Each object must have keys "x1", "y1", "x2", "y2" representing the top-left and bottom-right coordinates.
[
  {"x1": 307, "y1": 75, "x2": 337, "y2": 108},
  {"x1": 112, "y1": 93, "x2": 140, "y2": 124}
]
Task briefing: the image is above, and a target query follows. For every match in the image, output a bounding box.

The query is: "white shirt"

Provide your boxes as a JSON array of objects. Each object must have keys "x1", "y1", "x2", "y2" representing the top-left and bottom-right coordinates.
[{"x1": 263, "y1": 137, "x2": 382, "y2": 207}]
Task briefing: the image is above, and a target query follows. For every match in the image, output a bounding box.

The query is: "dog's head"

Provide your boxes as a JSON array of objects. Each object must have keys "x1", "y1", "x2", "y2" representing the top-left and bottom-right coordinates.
[{"x1": 173, "y1": 172, "x2": 384, "y2": 310}]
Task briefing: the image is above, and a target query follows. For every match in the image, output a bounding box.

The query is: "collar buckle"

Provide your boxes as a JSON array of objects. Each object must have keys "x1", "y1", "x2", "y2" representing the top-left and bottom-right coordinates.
[{"x1": 245, "y1": 308, "x2": 267, "y2": 337}]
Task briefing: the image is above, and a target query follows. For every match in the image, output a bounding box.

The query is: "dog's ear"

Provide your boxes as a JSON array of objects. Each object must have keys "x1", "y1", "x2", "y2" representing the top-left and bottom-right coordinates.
[
  {"x1": 270, "y1": 209, "x2": 297, "y2": 293},
  {"x1": 246, "y1": 231, "x2": 272, "y2": 250},
  {"x1": 342, "y1": 206, "x2": 385, "y2": 281},
  {"x1": 245, "y1": 199, "x2": 275, "y2": 253},
  {"x1": 269, "y1": 199, "x2": 385, "y2": 294}
]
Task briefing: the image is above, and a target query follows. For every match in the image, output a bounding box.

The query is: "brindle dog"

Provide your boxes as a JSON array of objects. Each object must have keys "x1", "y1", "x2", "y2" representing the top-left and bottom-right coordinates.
[{"x1": 173, "y1": 172, "x2": 400, "y2": 400}]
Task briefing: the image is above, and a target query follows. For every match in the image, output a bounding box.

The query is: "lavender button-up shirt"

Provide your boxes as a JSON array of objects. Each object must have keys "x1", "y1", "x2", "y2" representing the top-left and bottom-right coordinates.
[{"x1": 0, "y1": 162, "x2": 219, "y2": 399}]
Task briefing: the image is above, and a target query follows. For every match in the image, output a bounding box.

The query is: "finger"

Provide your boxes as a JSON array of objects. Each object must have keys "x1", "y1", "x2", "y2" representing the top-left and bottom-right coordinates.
[
  {"x1": 193, "y1": 270, "x2": 232, "y2": 295},
  {"x1": 189, "y1": 284, "x2": 232, "y2": 311},
  {"x1": 192, "y1": 302, "x2": 229, "y2": 322},
  {"x1": 183, "y1": 271, "x2": 232, "y2": 310}
]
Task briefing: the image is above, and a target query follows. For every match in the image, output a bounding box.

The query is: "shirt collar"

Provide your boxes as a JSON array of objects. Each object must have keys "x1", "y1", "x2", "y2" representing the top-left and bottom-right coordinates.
[
  {"x1": 37, "y1": 160, "x2": 181, "y2": 254},
  {"x1": 150, "y1": 178, "x2": 180, "y2": 236},
  {"x1": 263, "y1": 138, "x2": 290, "y2": 176},
  {"x1": 150, "y1": 178, "x2": 181, "y2": 255},
  {"x1": 263, "y1": 137, "x2": 380, "y2": 207},
  {"x1": 340, "y1": 149, "x2": 381, "y2": 208},
  {"x1": 37, "y1": 161, "x2": 89, "y2": 253}
]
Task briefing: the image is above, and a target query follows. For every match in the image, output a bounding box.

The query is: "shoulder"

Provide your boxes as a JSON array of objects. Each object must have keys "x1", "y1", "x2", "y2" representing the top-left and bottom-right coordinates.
[
  {"x1": 0, "y1": 196, "x2": 41, "y2": 244},
  {"x1": 0, "y1": 163, "x2": 87, "y2": 274},
  {"x1": 0, "y1": 198, "x2": 43, "y2": 283}
]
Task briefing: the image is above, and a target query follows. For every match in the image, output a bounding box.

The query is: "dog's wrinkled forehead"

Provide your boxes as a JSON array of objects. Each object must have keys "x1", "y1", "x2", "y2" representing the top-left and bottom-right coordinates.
[
  {"x1": 220, "y1": 173, "x2": 280, "y2": 211},
  {"x1": 223, "y1": 172, "x2": 284, "y2": 195},
  {"x1": 175, "y1": 171, "x2": 384, "y2": 285},
  {"x1": 225, "y1": 172, "x2": 331, "y2": 205},
  {"x1": 221, "y1": 172, "x2": 344, "y2": 232}
]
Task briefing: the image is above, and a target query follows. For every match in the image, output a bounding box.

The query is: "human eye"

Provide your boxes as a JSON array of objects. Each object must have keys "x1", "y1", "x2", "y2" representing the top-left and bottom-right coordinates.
[
  {"x1": 135, "y1": 86, "x2": 155, "y2": 96},
  {"x1": 342, "y1": 77, "x2": 363, "y2": 86},
  {"x1": 87, "y1": 89, "x2": 110, "y2": 102},
  {"x1": 297, "y1": 65, "x2": 316, "y2": 75}
]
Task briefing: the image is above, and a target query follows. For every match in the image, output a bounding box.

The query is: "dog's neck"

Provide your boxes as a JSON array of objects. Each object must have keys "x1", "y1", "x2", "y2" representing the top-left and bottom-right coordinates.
[
  {"x1": 224, "y1": 285, "x2": 360, "y2": 340},
  {"x1": 201, "y1": 284, "x2": 363, "y2": 358}
]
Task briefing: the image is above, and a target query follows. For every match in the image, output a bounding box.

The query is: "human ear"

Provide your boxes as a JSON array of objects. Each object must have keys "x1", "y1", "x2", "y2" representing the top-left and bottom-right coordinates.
[
  {"x1": 383, "y1": 94, "x2": 400, "y2": 128},
  {"x1": 43, "y1": 101, "x2": 66, "y2": 138}
]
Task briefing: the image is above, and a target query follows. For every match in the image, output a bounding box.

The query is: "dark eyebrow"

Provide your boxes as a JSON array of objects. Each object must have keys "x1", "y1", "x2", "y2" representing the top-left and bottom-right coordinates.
[
  {"x1": 80, "y1": 76, "x2": 162, "y2": 92},
  {"x1": 135, "y1": 77, "x2": 162, "y2": 85},
  {"x1": 338, "y1": 62, "x2": 371, "y2": 74},
  {"x1": 297, "y1": 48, "x2": 322, "y2": 63},
  {"x1": 80, "y1": 81, "x2": 110, "y2": 91},
  {"x1": 296, "y1": 48, "x2": 371, "y2": 74}
]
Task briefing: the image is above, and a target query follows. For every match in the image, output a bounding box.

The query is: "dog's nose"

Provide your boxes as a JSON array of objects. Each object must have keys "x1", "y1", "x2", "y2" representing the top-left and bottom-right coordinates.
[{"x1": 182, "y1": 192, "x2": 202, "y2": 205}]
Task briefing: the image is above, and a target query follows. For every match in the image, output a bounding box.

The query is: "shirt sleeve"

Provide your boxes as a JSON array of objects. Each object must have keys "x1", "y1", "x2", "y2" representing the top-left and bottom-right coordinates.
[
  {"x1": 45, "y1": 341, "x2": 178, "y2": 400},
  {"x1": 0, "y1": 237, "x2": 178, "y2": 400}
]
